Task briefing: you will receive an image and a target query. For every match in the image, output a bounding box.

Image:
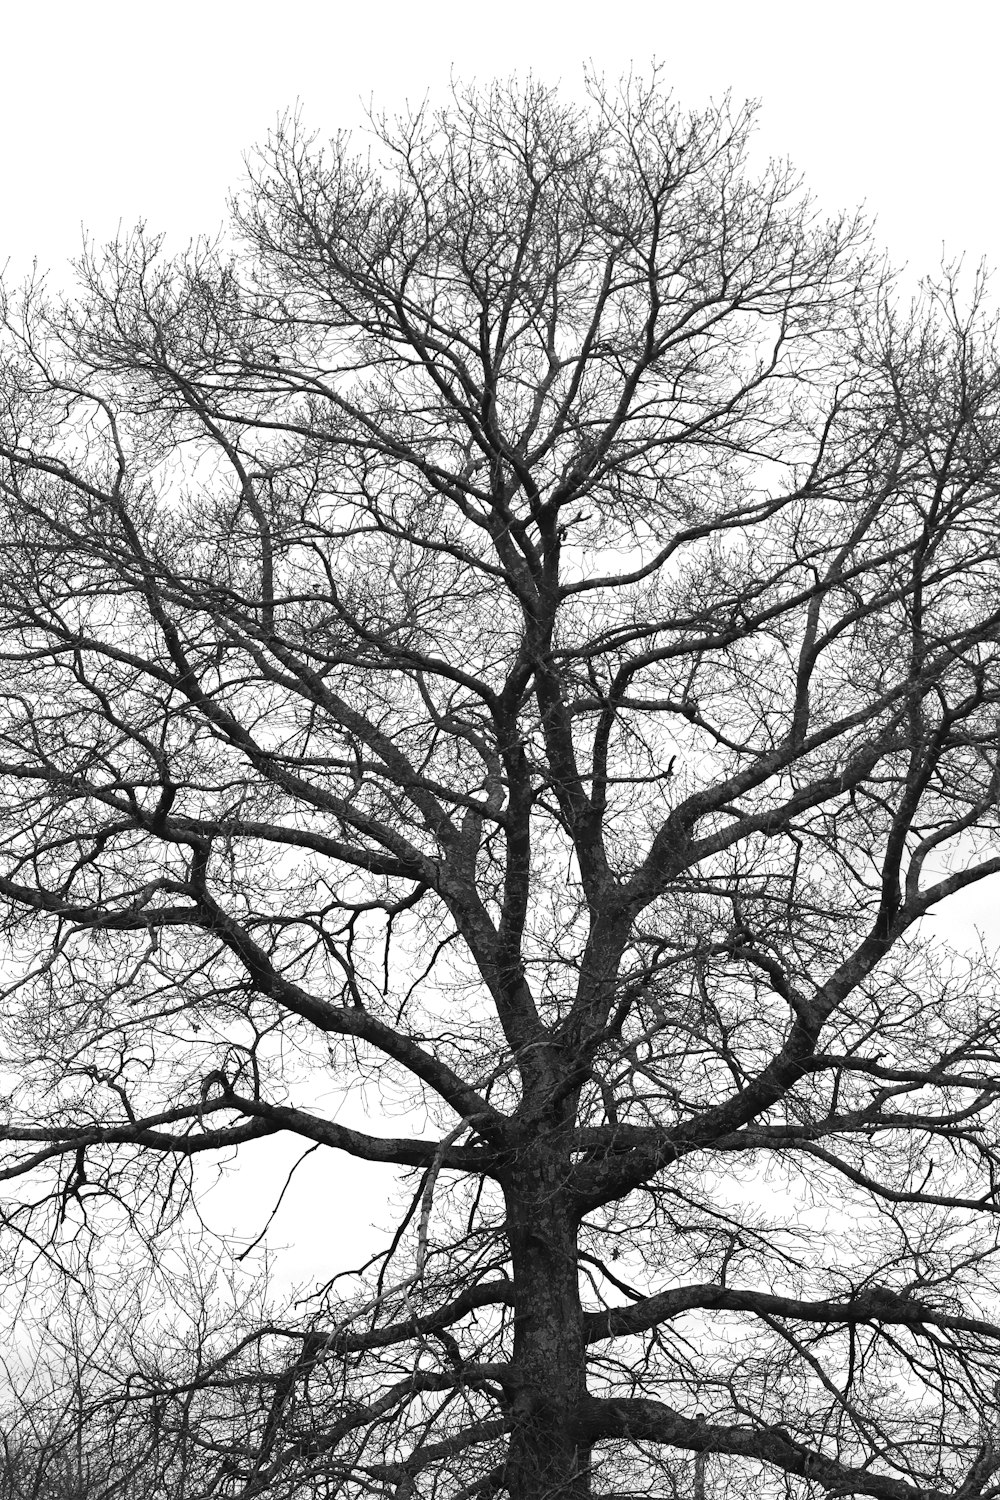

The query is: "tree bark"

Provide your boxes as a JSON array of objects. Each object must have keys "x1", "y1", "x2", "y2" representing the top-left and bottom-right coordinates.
[{"x1": 503, "y1": 1146, "x2": 590, "y2": 1499}]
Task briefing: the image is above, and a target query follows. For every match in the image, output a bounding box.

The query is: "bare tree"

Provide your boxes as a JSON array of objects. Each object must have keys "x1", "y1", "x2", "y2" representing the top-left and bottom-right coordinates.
[
  {"x1": 1, "y1": 71, "x2": 1000, "y2": 1498},
  {"x1": 0, "y1": 1255, "x2": 273, "y2": 1500}
]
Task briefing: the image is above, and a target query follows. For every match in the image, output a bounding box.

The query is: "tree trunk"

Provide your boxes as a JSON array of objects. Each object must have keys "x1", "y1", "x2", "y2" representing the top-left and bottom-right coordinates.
[{"x1": 504, "y1": 1148, "x2": 590, "y2": 1499}]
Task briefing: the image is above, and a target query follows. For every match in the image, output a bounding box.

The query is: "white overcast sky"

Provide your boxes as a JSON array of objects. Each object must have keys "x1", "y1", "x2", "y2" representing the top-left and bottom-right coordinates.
[
  {"x1": 3, "y1": 0, "x2": 998, "y2": 1290},
  {"x1": 2, "y1": 0, "x2": 998, "y2": 286}
]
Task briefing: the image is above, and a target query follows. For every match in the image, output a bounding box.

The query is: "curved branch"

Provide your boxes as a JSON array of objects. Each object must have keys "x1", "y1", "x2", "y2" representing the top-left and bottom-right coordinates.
[
  {"x1": 585, "y1": 1281, "x2": 1000, "y2": 1345},
  {"x1": 582, "y1": 1396, "x2": 953, "y2": 1499}
]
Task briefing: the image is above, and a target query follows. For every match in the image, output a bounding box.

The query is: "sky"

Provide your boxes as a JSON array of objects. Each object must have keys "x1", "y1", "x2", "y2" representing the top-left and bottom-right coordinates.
[
  {"x1": 3, "y1": 0, "x2": 1000, "y2": 1294},
  {"x1": 3, "y1": 0, "x2": 999, "y2": 289}
]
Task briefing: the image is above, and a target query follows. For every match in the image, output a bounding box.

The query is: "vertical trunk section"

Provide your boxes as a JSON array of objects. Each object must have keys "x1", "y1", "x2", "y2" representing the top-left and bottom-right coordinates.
[{"x1": 504, "y1": 1148, "x2": 590, "y2": 1499}]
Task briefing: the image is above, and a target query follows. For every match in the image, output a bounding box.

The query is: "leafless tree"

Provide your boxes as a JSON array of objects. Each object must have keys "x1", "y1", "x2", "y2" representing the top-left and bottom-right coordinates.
[
  {"x1": 0, "y1": 1254, "x2": 277, "y2": 1500},
  {"x1": 1, "y1": 71, "x2": 1000, "y2": 1498}
]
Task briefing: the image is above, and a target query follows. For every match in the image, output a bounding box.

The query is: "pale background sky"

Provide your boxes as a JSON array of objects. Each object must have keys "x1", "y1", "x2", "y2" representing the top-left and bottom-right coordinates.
[
  {"x1": 2, "y1": 0, "x2": 998, "y2": 1293},
  {"x1": 4, "y1": 0, "x2": 998, "y2": 286}
]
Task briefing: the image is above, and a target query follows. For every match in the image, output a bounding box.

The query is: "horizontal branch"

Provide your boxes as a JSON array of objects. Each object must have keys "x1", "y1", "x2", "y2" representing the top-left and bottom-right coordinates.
[
  {"x1": 223, "y1": 1091, "x2": 502, "y2": 1174},
  {"x1": 582, "y1": 1395, "x2": 953, "y2": 1499},
  {"x1": 0, "y1": 1103, "x2": 279, "y2": 1180},
  {"x1": 244, "y1": 1364, "x2": 511, "y2": 1496},
  {"x1": 585, "y1": 1280, "x2": 1000, "y2": 1345}
]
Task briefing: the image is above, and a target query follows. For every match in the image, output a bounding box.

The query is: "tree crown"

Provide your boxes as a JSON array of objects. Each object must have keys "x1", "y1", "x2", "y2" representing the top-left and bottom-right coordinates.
[{"x1": 1, "y1": 72, "x2": 1000, "y2": 1500}]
